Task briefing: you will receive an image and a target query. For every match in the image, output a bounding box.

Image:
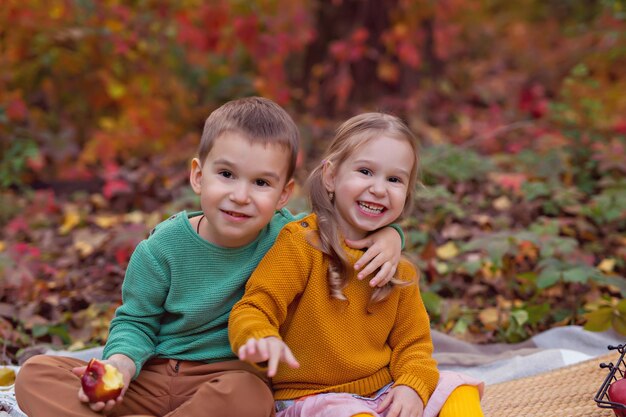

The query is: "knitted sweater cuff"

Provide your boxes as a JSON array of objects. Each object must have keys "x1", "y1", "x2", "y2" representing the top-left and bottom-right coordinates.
[
  {"x1": 232, "y1": 328, "x2": 282, "y2": 373},
  {"x1": 103, "y1": 349, "x2": 151, "y2": 380},
  {"x1": 232, "y1": 327, "x2": 281, "y2": 353},
  {"x1": 393, "y1": 374, "x2": 433, "y2": 406}
]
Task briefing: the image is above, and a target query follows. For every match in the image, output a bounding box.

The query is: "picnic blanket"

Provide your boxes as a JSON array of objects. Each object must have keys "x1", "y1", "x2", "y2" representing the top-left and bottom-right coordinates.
[
  {"x1": 2, "y1": 325, "x2": 624, "y2": 416},
  {"x1": 432, "y1": 325, "x2": 624, "y2": 385},
  {"x1": 482, "y1": 352, "x2": 621, "y2": 417}
]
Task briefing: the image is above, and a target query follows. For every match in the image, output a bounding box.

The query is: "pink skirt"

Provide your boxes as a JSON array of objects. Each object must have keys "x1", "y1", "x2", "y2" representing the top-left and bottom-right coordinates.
[
  {"x1": 275, "y1": 371, "x2": 484, "y2": 417},
  {"x1": 276, "y1": 383, "x2": 393, "y2": 417}
]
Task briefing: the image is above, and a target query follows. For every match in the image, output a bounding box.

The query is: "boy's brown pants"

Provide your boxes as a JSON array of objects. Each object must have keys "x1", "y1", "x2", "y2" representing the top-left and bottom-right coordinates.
[{"x1": 15, "y1": 355, "x2": 275, "y2": 417}]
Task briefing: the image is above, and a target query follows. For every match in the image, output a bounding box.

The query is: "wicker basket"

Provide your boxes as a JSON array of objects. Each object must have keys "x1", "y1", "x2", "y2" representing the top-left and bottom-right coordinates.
[{"x1": 482, "y1": 352, "x2": 619, "y2": 417}]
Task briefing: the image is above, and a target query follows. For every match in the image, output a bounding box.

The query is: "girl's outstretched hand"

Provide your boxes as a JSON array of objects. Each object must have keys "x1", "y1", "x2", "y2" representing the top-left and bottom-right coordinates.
[
  {"x1": 346, "y1": 226, "x2": 401, "y2": 287},
  {"x1": 377, "y1": 385, "x2": 424, "y2": 417},
  {"x1": 238, "y1": 336, "x2": 300, "y2": 377}
]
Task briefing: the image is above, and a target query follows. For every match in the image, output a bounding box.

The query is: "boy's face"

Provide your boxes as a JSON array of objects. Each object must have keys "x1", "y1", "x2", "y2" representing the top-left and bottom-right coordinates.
[{"x1": 190, "y1": 132, "x2": 294, "y2": 248}]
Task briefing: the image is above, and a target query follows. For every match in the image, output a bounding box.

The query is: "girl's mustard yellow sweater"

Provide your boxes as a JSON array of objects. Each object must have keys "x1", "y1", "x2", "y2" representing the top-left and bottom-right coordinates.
[{"x1": 229, "y1": 214, "x2": 439, "y2": 405}]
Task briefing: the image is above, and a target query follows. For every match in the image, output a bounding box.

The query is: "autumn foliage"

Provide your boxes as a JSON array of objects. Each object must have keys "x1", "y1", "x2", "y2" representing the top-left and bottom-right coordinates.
[{"x1": 1, "y1": 0, "x2": 625, "y2": 363}]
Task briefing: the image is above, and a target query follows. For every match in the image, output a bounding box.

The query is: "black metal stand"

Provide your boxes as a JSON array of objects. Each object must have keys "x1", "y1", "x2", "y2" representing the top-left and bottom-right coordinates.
[{"x1": 595, "y1": 344, "x2": 626, "y2": 414}]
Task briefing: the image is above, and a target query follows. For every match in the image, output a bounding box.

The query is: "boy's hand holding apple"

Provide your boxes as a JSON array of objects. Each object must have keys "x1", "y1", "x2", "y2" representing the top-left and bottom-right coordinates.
[{"x1": 72, "y1": 354, "x2": 135, "y2": 413}]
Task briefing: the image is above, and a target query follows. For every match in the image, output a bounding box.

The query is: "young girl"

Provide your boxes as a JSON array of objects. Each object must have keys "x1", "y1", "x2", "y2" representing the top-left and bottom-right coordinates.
[{"x1": 228, "y1": 113, "x2": 483, "y2": 417}]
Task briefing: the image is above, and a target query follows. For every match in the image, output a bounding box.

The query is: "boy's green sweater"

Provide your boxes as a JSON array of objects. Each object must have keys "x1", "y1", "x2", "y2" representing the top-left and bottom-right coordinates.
[{"x1": 103, "y1": 209, "x2": 303, "y2": 378}]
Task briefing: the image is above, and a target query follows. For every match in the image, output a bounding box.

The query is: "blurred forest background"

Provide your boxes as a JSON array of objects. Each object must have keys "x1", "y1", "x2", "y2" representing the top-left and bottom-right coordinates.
[{"x1": 1, "y1": 0, "x2": 625, "y2": 364}]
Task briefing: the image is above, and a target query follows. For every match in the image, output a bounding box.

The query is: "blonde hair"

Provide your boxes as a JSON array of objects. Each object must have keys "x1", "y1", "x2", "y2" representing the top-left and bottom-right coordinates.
[
  {"x1": 198, "y1": 96, "x2": 300, "y2": 180},
  {"x1": 307, "y1": 112, "x2": 420, "y2": 304}
]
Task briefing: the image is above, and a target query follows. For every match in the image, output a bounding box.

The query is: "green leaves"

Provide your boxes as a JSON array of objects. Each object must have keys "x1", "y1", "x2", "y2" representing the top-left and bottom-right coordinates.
[
  {"x1": 584, "y1": 299, "x2": 626, "y2": 334},
  {"x1": 536, "y1": 260, "x2": 604, "y2": 289},
  {"x1": 0, "y1": 134, "x2": 39, "y2": 188},
  {"x1": 421, "y1": 145, "x2": 494, "y2": 184}
]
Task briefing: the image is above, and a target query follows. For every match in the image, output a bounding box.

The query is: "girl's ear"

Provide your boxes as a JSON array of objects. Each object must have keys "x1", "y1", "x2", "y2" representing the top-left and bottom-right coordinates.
[
  {"x1": 321, "y1": 161, "x2": 335, "y2": 193},
  {"x1": 189, "y1": 158, "x2": 203, "y2": 195}
]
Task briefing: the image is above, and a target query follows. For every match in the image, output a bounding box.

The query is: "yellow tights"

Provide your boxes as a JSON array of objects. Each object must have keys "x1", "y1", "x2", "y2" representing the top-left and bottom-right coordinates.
[
  {"x1": 439, "y1": 385, "x2": 484, "y2": 417},
  {"x1": 350, "y1": 385, "x2": 483, "y2": 417}
]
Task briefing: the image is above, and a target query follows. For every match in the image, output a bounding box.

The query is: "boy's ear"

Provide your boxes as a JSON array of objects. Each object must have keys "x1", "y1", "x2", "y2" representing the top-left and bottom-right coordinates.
[
  {"x1": 189, "y1": 158, "x2": 203, "y2": 195},
  {"x1": 276, "y1": 178, "x2": 295, "y2": 210},
  {"x1": 321, "y1": 162, "x2": 335, "y2": 193}
]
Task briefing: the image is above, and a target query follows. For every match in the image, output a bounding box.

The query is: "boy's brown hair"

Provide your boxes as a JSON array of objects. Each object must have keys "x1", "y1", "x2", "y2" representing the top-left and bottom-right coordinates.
[{"x1": 198, "y1": 96, "x2": 300, "y2": 180}]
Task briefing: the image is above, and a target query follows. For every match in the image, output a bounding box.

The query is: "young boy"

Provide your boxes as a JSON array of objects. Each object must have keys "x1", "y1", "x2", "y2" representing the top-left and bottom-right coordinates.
[{"x1": 15, "y1": 97, "x2": 403, "y2": 417}]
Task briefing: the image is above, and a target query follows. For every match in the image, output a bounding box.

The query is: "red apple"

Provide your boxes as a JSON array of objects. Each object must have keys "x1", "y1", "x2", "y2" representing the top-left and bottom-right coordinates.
[
  {"x1": 608, "y1": 378, "x2": 626, "y2": 417},
  {"x1": 80, "y1": 358, "x2": 124, "y2": 403}
]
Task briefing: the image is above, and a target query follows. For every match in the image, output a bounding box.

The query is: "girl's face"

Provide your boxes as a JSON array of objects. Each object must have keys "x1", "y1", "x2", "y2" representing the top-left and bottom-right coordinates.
[{"x1": 323, "y1": 135, "x2": 415, "y2": 240}]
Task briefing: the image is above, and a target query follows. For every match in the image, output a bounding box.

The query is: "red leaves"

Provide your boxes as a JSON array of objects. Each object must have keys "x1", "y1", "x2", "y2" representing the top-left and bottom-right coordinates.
[
  {"x1": 103, "y1": 179, "x2": 131, "y2": 200},
  {"x1": 518, "y1": 84, "x2": 549, "y2": 119},
  {"x1": 6, "y1": 96, "x2": 28, "y2": 122},
  {"x1": 398, "y1": 41, "x2": 421, "y2": 69},
  {"x1": 233, "y1": 15, "x2": 259, "y2": 49},
  {"x1": 489, "y1": 173, "x2": 527, "y2": 194},
  {"x1": 330, "y1": 28, "x2": 370, "y2": 63},
  {"x1": 13, "y1": 242, "x2": 41, "y2": 259},
  {"x1": 175, "y1": 3, "x2": 229, "y2": 52},
  {"x1": 102, "y1": 163, "x2": 131, "y2": 200},
  {"x1": 592, "y1": 139, "x2": 626, "y2": 173},
  {"x1": 5, "y1": 217, "x2": 30, "y2": 237}
]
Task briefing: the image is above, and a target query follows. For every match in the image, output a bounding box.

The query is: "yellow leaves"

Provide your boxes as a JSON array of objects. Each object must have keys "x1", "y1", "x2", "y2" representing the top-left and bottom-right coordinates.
[
  {"x1": 94, "y1": 214, "x2": 121, "y2": 229},
  {"x1": 106, "y1": 81, "x2": 127, "y2": 100},
  {"x1": 478, "y1": 307, "x2": 501, "y2": 331},
  {"x1": 584, "y1": 298, "x2": 626, "y2": 335},
  {"x1": 137, "y1": 39, "x2": 149, "y2": 53},
  {"x1": 480, "y1": 260, "x2": 501, "y2": 282},
  {"x1": 124, "y1": 211, "x2": 146, "y2": 224},
  {"x1": 104, "y1": 19, "x2": 124, "y2": 33},
  {"x1": 492, "y1": 195, "x2": 512, "y2": 211},
  {"x1": 409, "y1": 119, "x2": 447, "y2": 145},
  {"x1": 434, "y1": 261, "x2": 449, "y2": 274},
  {"x1": 59, "y1": 210, "x2": 158, "y2": 258},
  {"x1": 59, "y1": 206, "x2": 81, "y2": 235},
  {"x1": 0, "y1": 241, "x2": 5, "y2": 252},
  {"x1": 377, "y1": 61, "x2": 399, "y2": 83},
  {"x1": 598, "y1": 258, "x2": 616, "y2": 273},
  {"x1": 101, "y1": 211, "x2": 161, "y2": 229},
  {"x1": 98, "y1": 117, "x2": 116, "y2": 131},
  {"x1": 49, "y1": 3, "x2": 64, "y2": 19},
  {"x1": 67, "y1": 341, "x2": 87, "y2": 352},
  {"x1": 71, "y1": 304, "x2": 118, "y2": 344},
  {"x1": 73, "y1": 229, "x2": 109, "y2": 258},
  {"x1": 436, "y1": 241, "x2": 459, "y2": 260},
  {"x1": 392, "y1": 23, "x2": 409, "y2": 38},
  {"x1": 144, "y1": 212, "x2": 163, "y2": 230}
]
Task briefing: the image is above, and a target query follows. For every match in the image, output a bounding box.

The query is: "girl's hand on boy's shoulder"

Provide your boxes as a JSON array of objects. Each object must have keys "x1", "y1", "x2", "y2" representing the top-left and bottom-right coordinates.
[
  {"x1": 238, "y1": 336, "x2": 300, "y2": 377},
  {"x1": 346, "y1": 226, "x2": 401, "y2": 287},
  {"x1": 72, "y1": 354, "x2": 134, "y2": 413},
  {"x1": 377, "y1": 385, "x2": 424, "y2": 417}
]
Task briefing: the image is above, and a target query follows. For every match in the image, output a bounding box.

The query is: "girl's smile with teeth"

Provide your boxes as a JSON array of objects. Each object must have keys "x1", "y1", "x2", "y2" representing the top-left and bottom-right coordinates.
[{"x1": 358, "y1": 201, "x2": 385, "y2": 215}]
